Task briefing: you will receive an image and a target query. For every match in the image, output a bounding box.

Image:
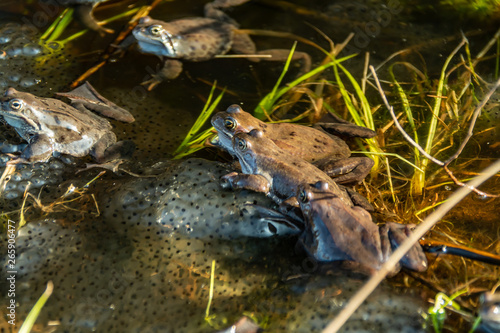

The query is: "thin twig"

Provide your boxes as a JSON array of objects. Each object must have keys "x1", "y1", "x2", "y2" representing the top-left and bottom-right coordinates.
[
  {"x1": 322, "y1": 159, "x2": 500, "y2": 333},
  {"x1": 444, "y1": 76, "x2": 500, "y2": 165},
  {"x1": 370, "y1": 65, "x2": 499, "y2": 198},
  {"x1": 370, "y1": 66, "x2": 444, "y2": 166}
]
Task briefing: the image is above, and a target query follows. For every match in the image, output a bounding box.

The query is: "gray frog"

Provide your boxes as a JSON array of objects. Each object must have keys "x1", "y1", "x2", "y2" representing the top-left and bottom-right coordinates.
[
  {"x1": 0, "y1": 82, "x2": 135, "y2": 165},
  {"x1": 126, "y1": 0, "x2": 311, "y2": 90}
]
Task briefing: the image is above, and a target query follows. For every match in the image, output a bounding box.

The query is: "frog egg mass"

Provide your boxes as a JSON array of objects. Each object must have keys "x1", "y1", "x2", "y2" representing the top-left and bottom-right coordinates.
[{"x1": 1, "y1": 158, "x2": 426, "y2": 332}]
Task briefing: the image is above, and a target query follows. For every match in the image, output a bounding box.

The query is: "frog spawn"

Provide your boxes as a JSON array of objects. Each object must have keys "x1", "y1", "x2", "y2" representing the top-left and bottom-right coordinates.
[
  {"x1": 103, "y1": 158, "x2": 301, "y2": 239},
  {"x1": 0, "y1": 158, "x2": 426, "y2": 332},
  {"x1": 0, "y1": 23, "x2": 78, "y2": 95},
  {"x1": 0, "y1": 158, "x2": 67, "y2": 200}
]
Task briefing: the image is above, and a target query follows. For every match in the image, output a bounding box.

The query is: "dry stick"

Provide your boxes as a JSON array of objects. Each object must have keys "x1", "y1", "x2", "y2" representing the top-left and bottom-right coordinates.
[
  {"x1": 322, "y1": 158, "x2": 500, "y2": 333},
  {"x1": 370, "y1": 65, "x2": 499, "y2": 198}
]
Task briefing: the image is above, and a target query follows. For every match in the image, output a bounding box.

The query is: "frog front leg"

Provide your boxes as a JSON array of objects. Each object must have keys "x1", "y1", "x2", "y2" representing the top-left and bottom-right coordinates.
[
  {"x1": 7, "y1": 135, "x2": 53, "y2": 164},
  {"x1": 317, "y1": 156, "x2": 374, "y2": 184},
  {"x1": 1, "y1": 142, "x2": 27, "y2": 154},
  {"x1": 141, "y1": 59, "x2": 184, "y2": 91},
  {"x1": 220, "y1": 171, "x2": 270, "y2": 193},
  {"x1": 230, "y1": 34, "x2": 312, "y2": 74}
]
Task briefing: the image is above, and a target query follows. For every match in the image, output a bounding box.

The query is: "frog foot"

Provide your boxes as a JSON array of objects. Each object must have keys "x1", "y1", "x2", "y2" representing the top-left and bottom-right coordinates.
[
  {"x1": 141, "y1": 59, "x2": 184, "y2": 91},
  {"x1": 140, "y1": 76, "x2": 163, "y2": 91},
  {"x1": 380, "y1": 222, "x2": 428, "y2": 272}
]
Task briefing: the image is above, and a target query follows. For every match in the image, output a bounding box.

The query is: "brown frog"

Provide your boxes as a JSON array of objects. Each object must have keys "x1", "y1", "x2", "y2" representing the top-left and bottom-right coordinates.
[
  {"x1": 127, "y1": 0, "x2": 311, "y2": 90},
  {"x1": 211, "y1": 104, "x2": 376, "y2": 185},
  {"x1": 297, "y1": 181, "x2": 428, "y2": 273},
  {"x1": 0, "y1": 82, "x2": 135, "y2": 164},
  {"x1": 221, "y1": 129, "x2": 359, "y2": 210}
]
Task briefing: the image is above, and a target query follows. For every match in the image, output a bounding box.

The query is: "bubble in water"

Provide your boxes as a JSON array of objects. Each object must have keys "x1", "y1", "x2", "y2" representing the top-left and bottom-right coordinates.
[
  {"x1": 8, "y1": 73, "x2": 21, "y2": 82},
  {"x1": 4, "y1": 45, "x2": 22, "y2": 57},
  {"x1": 22, "y1": 43, "x2": 43, "y2": 57},
  {"x1": 0, "y1": 36, "x2": 11, "y2": 44},
  {"x1": 20, "y1": 77, "x2": 41, "y2": 87}
]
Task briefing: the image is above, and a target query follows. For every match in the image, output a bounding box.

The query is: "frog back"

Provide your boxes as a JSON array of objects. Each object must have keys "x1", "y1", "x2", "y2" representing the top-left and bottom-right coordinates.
[{"x1": 164, "y1": 17, "x2": 234, "y2": 61}]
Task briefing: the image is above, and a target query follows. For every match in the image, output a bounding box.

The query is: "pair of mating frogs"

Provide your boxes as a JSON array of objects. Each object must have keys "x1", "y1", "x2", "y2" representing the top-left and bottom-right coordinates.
[
  {"x1": 0, "y1": 82, "x2": 134, "y2": 165},
  {"x1": 211, "y1": 105, "x2": 428, "y2": 273}
]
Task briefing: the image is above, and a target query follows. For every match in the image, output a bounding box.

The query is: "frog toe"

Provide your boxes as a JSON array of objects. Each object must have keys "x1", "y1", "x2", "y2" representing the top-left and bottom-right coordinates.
[
  {"x1": 140, "y1": 76, "x2": 163, "y2": 91},
  {"x1": 386, "y1": 222, "x2": 428, "y2": 272}
]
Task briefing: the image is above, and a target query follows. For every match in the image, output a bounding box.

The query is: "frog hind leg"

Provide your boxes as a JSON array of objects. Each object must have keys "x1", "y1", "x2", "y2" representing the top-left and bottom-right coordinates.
[
  {"x1": 141, "y1": 59, "x2": 183, "y2": 91},
  {"x1": 231, "y1": 32, "x2": 256, "y2": 54},
  {"x1": 319, "y1": 156, "x2": 375, "y2": 184},
  {"x1": 342, "y1": 186, "x2": 374, "y2": 211},
  {"x1": 378, "y1": 224, "x2": 402, "y2": 275},
  {"x1": 253, "y1": 49, "x2": 312, "y2": 74},
  {"x1": 204, "y1": 0, "x2": 251, "y2": 26},
  {"x1": 56, "y1": 82, "x2": 135, "y2": 123},
  {"x1": 92, "y1": 134, "x2": 135, "y2": 164},
  {"x1": 314, "y1": 122, "x2": 376, "y2": 139},
  {"x1": 73, "y1": 4, "x2": 114, "y2": 36}
]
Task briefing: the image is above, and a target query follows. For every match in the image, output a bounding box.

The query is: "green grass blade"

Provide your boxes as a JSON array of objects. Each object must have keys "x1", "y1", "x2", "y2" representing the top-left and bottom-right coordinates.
[
  {"x1": 253, "y1": 44, "x2": 356, "y2": 119},
  {"x1": 355, "y1": 151, "x2": 424, "y2": 173},
  {"x1": 332, "y1": 61, "x2": 381, "y2": 173},
  {"x1": 172, "y1": 128, "x2": 215, "y2": 160},
  {"x1": 337, "y1": 63, "x2": 375, "y2": 130},
  {"x1": 173, "y1": 84, "x2": 224, "y2": 157},
  {"x1": 414, "y1": 39, "x2": 466, "y2": 194},
  {"x1": 61, "y1": 8, "x2": 140, "y2": 44},
  {"x1": 40, "y1": 8, "x2": 73, "y2": 40},
  {"x1": 388, "y1": 64, "x2": 421, "y2": 175},
  {"x1": 18, "y1": 281, "x2": 54, "y2": 333},
  {"x1": 255, "y1": 41, "x2": 297, "y2": 118},
  {"x1": 46, "y1": 9, "x2": 75, "y2": 42}
]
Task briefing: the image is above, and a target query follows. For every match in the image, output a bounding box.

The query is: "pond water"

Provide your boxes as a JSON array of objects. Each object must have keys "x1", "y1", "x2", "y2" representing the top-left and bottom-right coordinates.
[{"x1": 0, "y1": 0, "x2": 499, "y2": 332}]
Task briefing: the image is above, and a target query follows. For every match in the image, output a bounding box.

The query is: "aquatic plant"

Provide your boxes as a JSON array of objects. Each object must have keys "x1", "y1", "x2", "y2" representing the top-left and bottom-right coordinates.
[{"x1": 18, "y1": 281, "x2": 53, "y2": 333}]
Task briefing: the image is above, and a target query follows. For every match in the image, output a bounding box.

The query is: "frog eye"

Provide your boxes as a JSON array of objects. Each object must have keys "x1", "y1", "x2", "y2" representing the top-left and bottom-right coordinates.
[
  {"x1": 148, "y1": 25, "x2": 163, "y2": 36},
  {"x1": 299, "y1": 189, "x2": 309, "y2": 203},
  {"x1": 224, "y1": 117, "x2": 237, "y2": 130},
  {"x1": 236, "y1": 137, "x2": 247, "y2": 151},
  {"x1": 9, "y1": 99, "x2": 23, "y2": 110}
]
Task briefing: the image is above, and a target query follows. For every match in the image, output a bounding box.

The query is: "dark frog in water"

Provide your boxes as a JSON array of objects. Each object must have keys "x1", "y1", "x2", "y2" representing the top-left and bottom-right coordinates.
[
  {"x1": 126, "y1": 0, "x2": 311, "y2": 90},
  {"x1": 211, "y1": 104, "x2": 376, "y2": 184},
  {"x1": 297, "y1": 181, "x2": 428, "y2": 274},
  {"x1": 0, "y1": 82, "x2": 135, "y2": 164}
]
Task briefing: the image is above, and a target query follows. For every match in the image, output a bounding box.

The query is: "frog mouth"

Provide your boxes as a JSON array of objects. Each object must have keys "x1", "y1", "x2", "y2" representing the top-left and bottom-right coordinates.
[{"x1": 133, "y1": 29, "x2": 179, "y2": 58}]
